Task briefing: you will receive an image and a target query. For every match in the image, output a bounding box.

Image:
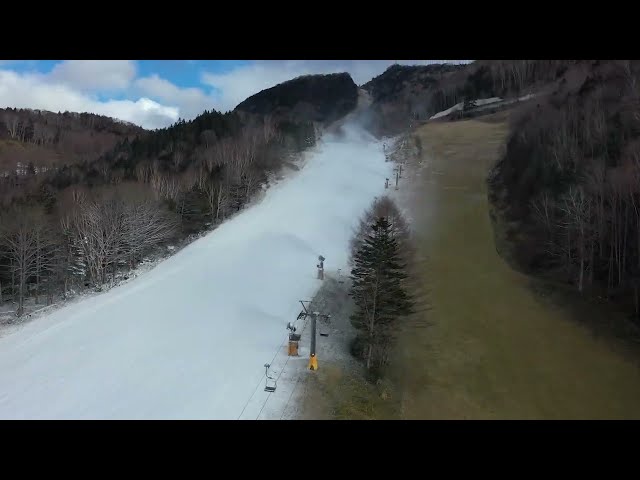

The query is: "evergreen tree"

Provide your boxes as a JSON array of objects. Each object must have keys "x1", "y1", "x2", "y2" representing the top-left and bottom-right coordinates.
[{"x1": 349, "y1": 216, "x2": 413, "y2": 372}]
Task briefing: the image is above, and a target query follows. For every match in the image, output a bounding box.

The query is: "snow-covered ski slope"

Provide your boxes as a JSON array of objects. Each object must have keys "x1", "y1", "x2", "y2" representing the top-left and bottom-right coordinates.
[{"x1": 0, "y1": 123, "x2": 391, "y2": 419}]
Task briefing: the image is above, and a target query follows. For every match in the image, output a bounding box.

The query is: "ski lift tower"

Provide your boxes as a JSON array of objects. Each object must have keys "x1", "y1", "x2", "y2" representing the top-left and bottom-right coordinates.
[{"x1": 296, "y1": 300, "x2": 330, "y2": 371}]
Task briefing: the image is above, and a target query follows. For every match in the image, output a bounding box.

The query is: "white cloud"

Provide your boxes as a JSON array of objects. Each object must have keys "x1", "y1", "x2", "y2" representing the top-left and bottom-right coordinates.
[
  {"x1": 201, "y1": 60, "x2": 471, "y2": 112},
  {"x1": 0, "y1": 69, "x2": 178, "y2": 129},
  {"x1": 49, "y1": 60, "x2": 137, "y2": 91},
  {"x1": 134, "y1": 74, "x2": 213, "y2": 120}
]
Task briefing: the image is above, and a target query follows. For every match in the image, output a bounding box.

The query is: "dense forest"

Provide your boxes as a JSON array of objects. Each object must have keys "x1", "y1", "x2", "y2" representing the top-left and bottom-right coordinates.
[
  {"x1": 489, "y1": 60, "x2": 640, "y2": 317},
  {"x1": 236, "y1": 72, "x2": 359, "y2": 124}
]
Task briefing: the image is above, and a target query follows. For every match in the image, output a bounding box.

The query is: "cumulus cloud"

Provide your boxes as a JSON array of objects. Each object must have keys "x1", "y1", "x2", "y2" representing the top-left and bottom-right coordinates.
[
  {"x1": 49, "y1": 60, "x2": 137, "y2": 91},
  {"x1": 134, "y1": 74, "x2": 213, "y2": 119},
  {"x1": 0, "y1": 69, "x2": 178, "y2": 129},
  {"x1": 202, "y1": 60, "x2": 471, "y2": 112}
]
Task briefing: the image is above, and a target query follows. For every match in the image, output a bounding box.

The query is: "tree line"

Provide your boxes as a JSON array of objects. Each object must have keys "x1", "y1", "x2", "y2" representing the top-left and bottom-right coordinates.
[{"x1": 0, "y1": 184, "x2": 176, "y2": 316}]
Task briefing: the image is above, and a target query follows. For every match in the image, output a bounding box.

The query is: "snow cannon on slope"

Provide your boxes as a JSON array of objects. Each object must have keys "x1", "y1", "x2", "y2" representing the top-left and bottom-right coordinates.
[
  {"x1": 287, "y1": 322, "x2": 301, "y2": 356},
  {"x1": 317, "y1": 255, "x2": 325, "y2": 280}
]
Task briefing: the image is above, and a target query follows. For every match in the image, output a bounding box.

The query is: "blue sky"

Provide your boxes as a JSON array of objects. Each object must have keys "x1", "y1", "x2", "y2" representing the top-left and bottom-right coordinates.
[{"x1": 0, "y1": 60, "x2": 469, "y2": 129}]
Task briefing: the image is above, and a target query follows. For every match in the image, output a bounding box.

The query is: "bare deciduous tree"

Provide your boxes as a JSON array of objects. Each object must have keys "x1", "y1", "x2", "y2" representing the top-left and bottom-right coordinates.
[
  {"x1": 200, "y1": 129, "x2": 217, "y2": 149},
  {"x1": 173, "y1": 150, "x2": 185, "y2": 171},
  {"x1": 0, "y1": 209, "x2": 48, "y2": 316},
  {"x1": 204, "y1": 180, "x2": 228, "y2": 223},
  {"x1": 122, "y1": 201, "x2": 177, "y2": 269},
  {"x1": 558, "y1": 186, "x2": 593, "y2": 292},
  {"x1": 4, "y1": 113, "x2": 20, "y2": 139},
  {"x1": 66, "y1": 199, "x2": 125, "y2": 287}
]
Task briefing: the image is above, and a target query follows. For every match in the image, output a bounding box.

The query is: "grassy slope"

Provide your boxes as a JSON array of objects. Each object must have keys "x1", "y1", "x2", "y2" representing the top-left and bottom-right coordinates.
[{"x1": 391, "y1": 113, "x2": 640, "y2": 419}]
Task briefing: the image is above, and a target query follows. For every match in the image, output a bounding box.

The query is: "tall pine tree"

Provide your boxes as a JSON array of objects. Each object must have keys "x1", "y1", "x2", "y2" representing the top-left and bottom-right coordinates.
[{"x1": 350, "y1": 216, "x2": 413, "y2": 371}]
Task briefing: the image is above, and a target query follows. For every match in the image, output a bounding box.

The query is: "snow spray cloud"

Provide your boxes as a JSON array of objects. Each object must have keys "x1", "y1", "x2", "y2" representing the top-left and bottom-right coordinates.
[{"x1": 324, "y1": 120, "x2": 378, "y2": 145}]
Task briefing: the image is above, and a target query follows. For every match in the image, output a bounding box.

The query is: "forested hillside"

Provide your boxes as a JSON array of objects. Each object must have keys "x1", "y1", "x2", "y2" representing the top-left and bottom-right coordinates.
[
  {"x1": 1, "y1": 108, "x2": 144, "y2": 181},
  {"x1": 363, "y1": 61, "x2": 576, "y2": 134},
  {"x1": 236, "y1": 72, "x2": 359, "y2": 125},
  {"x1": 0, "y1": 84, "x2": 323, "y2": 318},
  {"x1": 489, "y1": 60, "x2": 640, "y2": 317}
]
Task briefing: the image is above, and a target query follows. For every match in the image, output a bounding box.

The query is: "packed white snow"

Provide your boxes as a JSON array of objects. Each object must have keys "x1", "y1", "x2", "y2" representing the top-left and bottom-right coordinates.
[{"x1": 0, "y1": 123, "x2": 392, "y2": 419}]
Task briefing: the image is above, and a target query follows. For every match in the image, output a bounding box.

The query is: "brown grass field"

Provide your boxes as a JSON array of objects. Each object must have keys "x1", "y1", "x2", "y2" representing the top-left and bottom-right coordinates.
[{"x1": 389, "y1": 113, "x2": 640, "y2": 419}]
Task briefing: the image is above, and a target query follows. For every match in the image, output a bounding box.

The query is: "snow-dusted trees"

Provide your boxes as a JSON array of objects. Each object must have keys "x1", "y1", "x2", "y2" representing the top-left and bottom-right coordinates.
[
  {"x1": 0, "y1": 213, "x2": 38, "y2": 316},
  {"x1": 64, "y1": 197, "x2": 124, "y2": 286},
  {"x1": 122, "y1": 200, "x2": 178, "y2": 269},
  {"x1": 0, "y1": 208, "x2": 55, "y2": 315},
  {"x1": 61, "y1": 189, "x2": 177, "y2": 287},
  {"x1": 0, "y1": 191, "x2": 177, "y2": 316}
]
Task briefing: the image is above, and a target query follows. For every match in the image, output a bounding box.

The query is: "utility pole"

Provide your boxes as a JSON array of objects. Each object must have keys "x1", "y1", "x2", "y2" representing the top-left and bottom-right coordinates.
[{"x1": 395, "y1": 167, "x2": 399, "y2": 190}]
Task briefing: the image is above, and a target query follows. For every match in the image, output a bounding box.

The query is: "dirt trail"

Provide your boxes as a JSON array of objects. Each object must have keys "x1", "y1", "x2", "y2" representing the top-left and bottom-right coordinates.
[{"x1": 391, "y1": 115, "x2": 640, "y2": 419}]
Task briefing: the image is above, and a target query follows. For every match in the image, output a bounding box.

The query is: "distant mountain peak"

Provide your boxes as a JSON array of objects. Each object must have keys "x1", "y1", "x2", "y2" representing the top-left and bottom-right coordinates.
[{"x1": 235, "y1": 72, "x2": 359, "y2": 124}]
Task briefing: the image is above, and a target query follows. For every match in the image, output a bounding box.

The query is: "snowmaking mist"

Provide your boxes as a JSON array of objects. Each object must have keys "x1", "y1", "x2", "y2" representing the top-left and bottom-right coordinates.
[
  {"x1": 0, "y1": 120, "x2": 392, "y2": 419},
  {"x1": 323, "y1": 88, "x2": 380, "y2": 140},
  {"x1": 324, "y1": 120, "x2": 378, "y2": 144}
]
